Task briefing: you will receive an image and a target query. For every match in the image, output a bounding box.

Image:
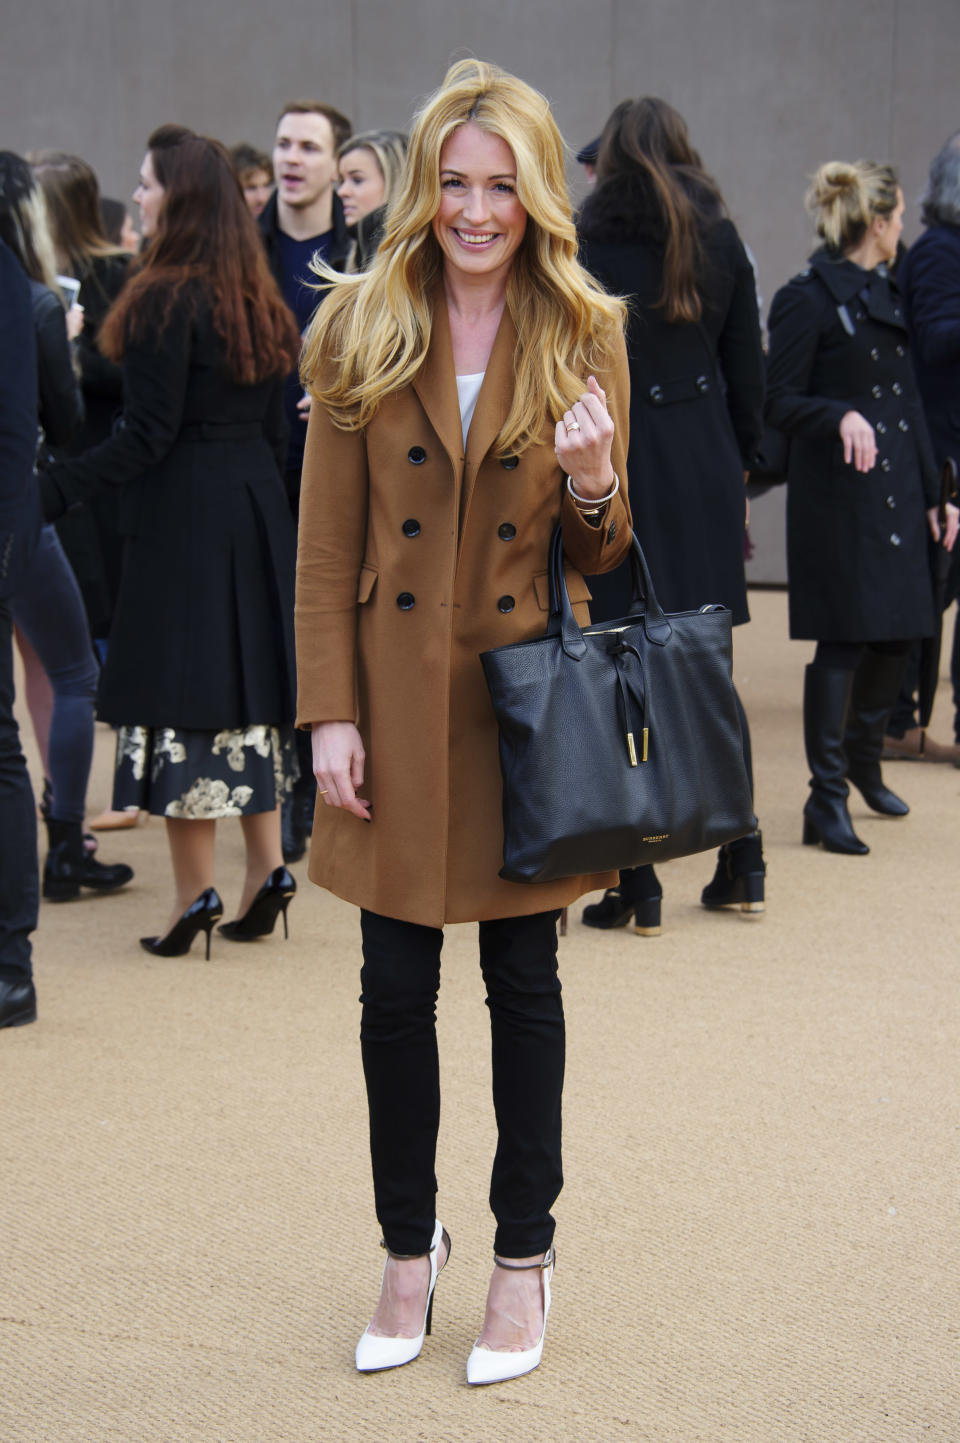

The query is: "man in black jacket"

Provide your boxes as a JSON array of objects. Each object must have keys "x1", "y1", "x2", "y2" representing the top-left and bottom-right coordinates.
[
  {"x1": 258, "y1": 98, "x2": 352, "y2": 862},
  {"x1": 259, "y1": 98, "x2": 352, "y2": 516},
  {"x1": 0, "y1": 238, "x2": 41, "y2": 1028}
]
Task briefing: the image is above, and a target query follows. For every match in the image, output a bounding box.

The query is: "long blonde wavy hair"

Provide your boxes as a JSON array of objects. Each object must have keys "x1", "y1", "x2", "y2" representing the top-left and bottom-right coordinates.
[{"x1": 300, "y1": 58, "x2": 626, "y2": 456}]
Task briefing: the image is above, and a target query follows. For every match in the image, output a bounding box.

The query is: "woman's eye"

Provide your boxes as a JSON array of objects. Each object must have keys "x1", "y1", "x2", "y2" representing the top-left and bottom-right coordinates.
[{"x1": 494, "y1": 182, "x2": 515, "y2": 194}]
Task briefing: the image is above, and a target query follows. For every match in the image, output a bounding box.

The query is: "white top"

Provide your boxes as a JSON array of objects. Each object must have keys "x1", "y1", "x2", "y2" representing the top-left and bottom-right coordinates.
[{"x1": 456, "y1": 372, "x2": 485, "y2": 446}]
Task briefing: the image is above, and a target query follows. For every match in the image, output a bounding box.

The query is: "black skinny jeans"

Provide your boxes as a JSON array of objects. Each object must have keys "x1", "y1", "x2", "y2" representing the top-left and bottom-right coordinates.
[{"x1": 359, "y1": 907, "x2": 564, "y2": 1259}]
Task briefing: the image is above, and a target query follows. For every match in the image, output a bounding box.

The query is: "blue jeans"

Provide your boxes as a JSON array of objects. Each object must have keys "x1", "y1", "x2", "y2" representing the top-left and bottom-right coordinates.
[{"x1": 11, "y1": 524, "x2": 99, "y2": 824}]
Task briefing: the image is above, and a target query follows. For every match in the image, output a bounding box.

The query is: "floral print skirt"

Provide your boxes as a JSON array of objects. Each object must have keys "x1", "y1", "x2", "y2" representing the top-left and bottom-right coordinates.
[{"x1": 113, "y1": 724, "x2": 299, "y2": 818}]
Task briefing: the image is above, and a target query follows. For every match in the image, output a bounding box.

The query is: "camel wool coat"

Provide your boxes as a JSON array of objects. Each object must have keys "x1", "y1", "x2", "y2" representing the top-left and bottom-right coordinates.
[{"x1": 295, "y1": 294, "x2": 633, "y2": 927}]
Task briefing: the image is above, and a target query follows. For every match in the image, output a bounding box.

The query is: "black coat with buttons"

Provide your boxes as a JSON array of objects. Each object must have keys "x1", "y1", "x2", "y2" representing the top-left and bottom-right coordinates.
[
  {"x1": 578, "y1": 214, "x2": 764, "y2": 626},
  {"x1": 766, "y1": 249, "x2": 938, "y2": 643}
]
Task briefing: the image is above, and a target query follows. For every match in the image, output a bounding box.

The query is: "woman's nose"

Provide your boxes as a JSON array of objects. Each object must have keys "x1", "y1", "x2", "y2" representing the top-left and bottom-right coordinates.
[{"x1": 462, "y1": 186, "x2": 489, "y2": 223}]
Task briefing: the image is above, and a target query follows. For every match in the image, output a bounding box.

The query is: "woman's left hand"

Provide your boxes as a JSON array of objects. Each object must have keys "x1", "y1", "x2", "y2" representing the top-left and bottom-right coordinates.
[
  {"x1": 928, "y1": 501, "x2": 960, "y2": 552},
  {"x1": 554, "y1": 375, "x2": 616, "y2": 499}
]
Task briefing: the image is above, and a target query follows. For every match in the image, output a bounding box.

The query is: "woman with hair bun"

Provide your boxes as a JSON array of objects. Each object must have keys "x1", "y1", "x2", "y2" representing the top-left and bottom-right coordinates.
[
  {"x1": 40, "y1": 125, "x2": 303, "y2": 951},
  {"x1": 298, "y1": 58, "x2": 631, "y2": 1383},
  {"x1": 335, "y1": 129, "x2": 408, "y2": 271},
  {"x1": 766, "y1": 160, "x2": 958, "y2": 854}
]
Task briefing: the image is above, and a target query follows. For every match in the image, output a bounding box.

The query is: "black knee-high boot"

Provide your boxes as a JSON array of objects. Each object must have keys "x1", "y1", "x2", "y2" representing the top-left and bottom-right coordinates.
[
  {"x1": 844, "y1": 648, "x2": 910, "y2": 815},
  {"x1": 801, "y1": 665, "x2": 869, "y2": 855}
]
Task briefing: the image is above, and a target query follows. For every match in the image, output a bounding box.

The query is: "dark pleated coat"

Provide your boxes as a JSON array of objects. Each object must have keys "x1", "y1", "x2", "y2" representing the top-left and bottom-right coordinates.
[{"x1": 43, "y1": 286, "x2": 297, "y2": 730}]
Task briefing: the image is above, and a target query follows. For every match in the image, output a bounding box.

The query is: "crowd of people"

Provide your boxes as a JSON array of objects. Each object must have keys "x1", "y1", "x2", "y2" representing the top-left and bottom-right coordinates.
[{"x1": 2, "y1": 55, "x2": 959, "y2": 1386}]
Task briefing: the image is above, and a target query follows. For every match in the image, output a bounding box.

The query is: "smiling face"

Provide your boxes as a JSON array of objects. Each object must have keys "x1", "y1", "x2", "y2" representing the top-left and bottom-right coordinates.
[
  {"x1": 337, "y1": 147, "x2": 386, "y2": 225},
  {"x1": 273, "y1": 111, "x2": 338, "y2": 210},
  {"x1": 133, "y1": 151, "x2": 164, "y2": 239},
  {"x1": 432, "y1": 122, "x2": 527, "y2": 283}
]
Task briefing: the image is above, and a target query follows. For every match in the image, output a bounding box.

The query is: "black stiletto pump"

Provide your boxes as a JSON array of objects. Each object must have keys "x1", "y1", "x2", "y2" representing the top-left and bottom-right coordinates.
[
  {"x1": 140, "y1": 888, "x2": 224, "y2": 959},
  {"x1": 218, "y1": 866, "x2": 297, "y2": 942}
]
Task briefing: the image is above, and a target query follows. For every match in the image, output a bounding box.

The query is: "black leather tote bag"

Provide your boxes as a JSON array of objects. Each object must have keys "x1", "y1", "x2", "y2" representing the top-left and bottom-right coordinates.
[{"x1": 480, "y1": 525, "x2": 756, "y2": 884}]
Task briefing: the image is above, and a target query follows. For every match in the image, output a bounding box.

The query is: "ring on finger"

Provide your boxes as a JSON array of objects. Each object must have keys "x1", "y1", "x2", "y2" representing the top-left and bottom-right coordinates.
[{"x1": 565, "y1": 419, "x2": 581, "y2": 433}]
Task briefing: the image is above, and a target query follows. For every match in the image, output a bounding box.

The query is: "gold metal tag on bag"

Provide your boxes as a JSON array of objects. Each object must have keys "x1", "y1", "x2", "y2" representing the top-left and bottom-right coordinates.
[{"x1": 627, "y1": 727, "x2": 650, "y2": 767}]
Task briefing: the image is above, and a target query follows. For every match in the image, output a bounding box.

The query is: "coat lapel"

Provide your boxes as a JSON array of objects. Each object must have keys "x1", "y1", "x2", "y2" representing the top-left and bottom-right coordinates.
[
  {"x1": 412, "y1": 291, "x2": 464, "y2": 480},
  {"x1": 459, "y1": 304, "x2": 516, "y2": 534}
]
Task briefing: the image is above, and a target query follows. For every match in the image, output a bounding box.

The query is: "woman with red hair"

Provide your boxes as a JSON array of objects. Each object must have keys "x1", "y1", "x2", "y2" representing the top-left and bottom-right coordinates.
[{"x1": 41, "y1": 125, "x2": 303, "y2": 955}]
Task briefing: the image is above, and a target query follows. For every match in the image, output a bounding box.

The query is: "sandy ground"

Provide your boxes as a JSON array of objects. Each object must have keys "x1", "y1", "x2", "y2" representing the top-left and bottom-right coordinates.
[{"x1": 2, "y1": 588, "x2": 958, "y2": 1443}]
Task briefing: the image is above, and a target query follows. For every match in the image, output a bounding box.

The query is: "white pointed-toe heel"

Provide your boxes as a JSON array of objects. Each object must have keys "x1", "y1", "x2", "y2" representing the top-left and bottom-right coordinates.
[
  {"x1": 355, "y1": 1218, "x2": 450, "y2": 1373},
  {"x1": 466, "y1": 1246, "x2": 555, "y2": 1385}
]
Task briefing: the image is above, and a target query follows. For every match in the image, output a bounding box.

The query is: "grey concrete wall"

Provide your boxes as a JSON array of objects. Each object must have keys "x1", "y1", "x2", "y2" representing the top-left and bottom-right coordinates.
[
  {"x1": 5, "y1": 0, "x2": 958, "y2": 307},
  {"x1": 4, "y1": 0, "x2": 957, "y2": 586}
]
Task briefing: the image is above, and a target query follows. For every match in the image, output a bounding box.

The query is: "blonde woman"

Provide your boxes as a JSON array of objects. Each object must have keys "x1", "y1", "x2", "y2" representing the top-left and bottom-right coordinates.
[
  {"x1": 297, "y1": 59, "x2": 631, "y2": 1382},
  {"x1": 766, "y1": 161, "x2": 958, "y2": 855},
  {"x1": 335, "y1": 129, "x2": 408, "y2": 271}
]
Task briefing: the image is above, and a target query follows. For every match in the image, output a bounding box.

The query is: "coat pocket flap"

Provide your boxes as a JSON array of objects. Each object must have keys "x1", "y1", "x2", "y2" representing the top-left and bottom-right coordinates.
[
  {"x1": 533, "y1": 568, "x2": 592, "y2": 611},
  {"x1": 357, "y1": 565, "x2": 378, "y2": 604}
]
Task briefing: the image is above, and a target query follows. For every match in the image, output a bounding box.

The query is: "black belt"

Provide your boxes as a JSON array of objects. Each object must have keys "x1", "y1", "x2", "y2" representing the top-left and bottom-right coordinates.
[{"x1": 179, "y1": 422, "x2": 264, "y2": 442}]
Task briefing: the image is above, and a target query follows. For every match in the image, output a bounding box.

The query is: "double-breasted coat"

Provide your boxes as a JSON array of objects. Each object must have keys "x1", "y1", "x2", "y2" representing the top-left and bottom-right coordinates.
[
  {"x1": 41, "y1": 287, "x2": 298, "y2": 730},
  {"x1": 578, "y1": 211, "x2": 764, "y2": 626},
  {"x1": 766, "y1": 249, "x2": 938, "y2": 643},
  {"x1": 295, "y1": 293, "x2": 633, "y2": 927}
]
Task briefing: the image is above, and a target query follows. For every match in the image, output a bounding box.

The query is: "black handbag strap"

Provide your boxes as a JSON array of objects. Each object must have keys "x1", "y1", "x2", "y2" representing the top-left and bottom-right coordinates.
[{"x1": 547, "y1": 524, "x2": 672, "y2": 659}]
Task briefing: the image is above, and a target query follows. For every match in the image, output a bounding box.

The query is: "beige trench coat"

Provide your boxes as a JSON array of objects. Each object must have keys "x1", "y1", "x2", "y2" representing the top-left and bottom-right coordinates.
[{"x1": 295, "y1": 295, "x2": 632, "y2": 927}]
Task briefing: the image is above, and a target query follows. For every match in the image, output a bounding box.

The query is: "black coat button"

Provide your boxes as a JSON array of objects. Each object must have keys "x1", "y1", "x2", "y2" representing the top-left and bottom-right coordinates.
[
  {"x1": 870, "y1": 347, "x2": 880, "y2": 361},
  {"x1": 890, "y1": 533, "x2": 902, "y2": 547},
  {"x1": 898, "y1": 419, "x2": 909, "y2": 432},
  {"x1": 880, "y1": 458, "x2": 891, "y2": 472},
  {"x1": 892, "y1": 381, "x2": 903, "y2": 396},
  {"x1": 498, "y1": 522, "x2": 517, "y2": 540},
  {"x1": 408, "y1": 446, "x2": 427, "y2": 465},
  {"x1": 876, "y1": 421, "x2": 887, "y2": 435},
  {"x1": 872, "y1": 385, "x2": 883, "y2": 400},
  {"x1": 896, "y1": 344, "x2": 906, "y2": 357},
  {"x1": 500, "y1": 455, "x2": 519, "y2": 470},
  {"x1": 696, "y1": 375, "x2": 709, "y2": 394},
  {"x1": 402, "y1": 519, "x2": 421, "y2": 537},
  {"x1": 497, "y1": 595, "x2": 516, "y2": 613},
  {"x1": 886, "y1": 495, "x2": 896, "y2": 509},
  {"x1": 396, "y1": 592, "x2": 415, "y2": 609},
  {"x1": 649, "y1": 384, "x2": 664, "y2": 404}
]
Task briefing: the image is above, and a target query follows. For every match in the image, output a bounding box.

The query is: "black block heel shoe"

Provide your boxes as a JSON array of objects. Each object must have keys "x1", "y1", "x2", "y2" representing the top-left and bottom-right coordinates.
[
  {"x1": 140, "y1": 888, "x2": 224, "y2": 959},
  {"x1": 582, "y1": 867, "x2": 662, "y2": 936},
  {"x1": 701, "y1": 831, "x2": 766, "y2": 913},
  {"x1": 218, "y1": 866, "x2": 297, "y2": 942}
]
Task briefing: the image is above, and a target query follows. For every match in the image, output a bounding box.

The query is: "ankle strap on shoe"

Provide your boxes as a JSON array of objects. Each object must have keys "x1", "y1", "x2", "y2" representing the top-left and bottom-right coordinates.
[
  {"x1": 380, "y1": 1237, "x2": 438, "y2": 1260},
  {"x1": 493, "y1": 1245, "x2": 555, "y2": 1271}
]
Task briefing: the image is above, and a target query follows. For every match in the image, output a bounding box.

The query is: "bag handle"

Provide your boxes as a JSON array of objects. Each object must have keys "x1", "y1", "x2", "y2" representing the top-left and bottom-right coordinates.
[{"x1": 547, "y1": 523, "x2": 672, "y2": 659}]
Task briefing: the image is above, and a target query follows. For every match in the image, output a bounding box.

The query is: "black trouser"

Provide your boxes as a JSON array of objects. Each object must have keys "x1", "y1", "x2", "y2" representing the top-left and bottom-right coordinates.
[
  {"x1": 359, "y1": 907, "x2": 564, "y2": 1258},
  {"x1": 0, "y1": 591, "x2": 38, "y2": 982}
]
